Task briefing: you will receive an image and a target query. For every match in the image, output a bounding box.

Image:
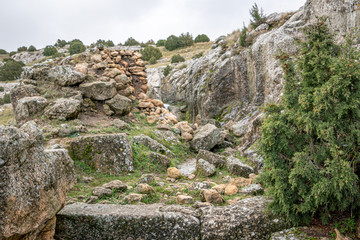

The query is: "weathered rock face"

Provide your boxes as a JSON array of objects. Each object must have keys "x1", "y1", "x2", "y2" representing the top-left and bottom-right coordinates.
[
  {"x1": 14, "y1": 96, "x2": 48, "y2": 125},
  {"x1": 190, "y1": 124, "x2": 222, "y2": 151},
  {"x1": 226, "y1": 156, "x2": 254, "y2": 177},
  {"x1": 10, "y1": 84, "x2": 40, "y2": 110},
  {"x1": 105, "y1": 94, "x2": 132, "y2": 115},
  {"x1": 44, "y1": 98, "x2": 81, "y2": 120},
  {"x1": 146, "y1": 67, "x2": 164, "y2": 99},
  {"x1": 55, "y1": 203, "x2": 201, "y2": 240},
  {"x1": 79, "y1": 81, "x2": 117, "y2": 101},
  {"x1": 0, "y1": 121, "x2": 75, "y2": 240},
  {"x1": 200, "y1": 196, "x2": 289, "y2": 240},
  {"x1": 55, "y1": 196, "x2": 288, "y2": 240},
  {"x1": 68, "y1": 134, "x2": 134, "y2": 175},
  {"x1": 158, "y1": 0, "x2": 360, "y2": 123},
  {"x1": 48, "y1": 65, "x2": 86, "y2": 86},
  {"x1": 11, "y1": 49, "x2": 45, "y2": 64}
]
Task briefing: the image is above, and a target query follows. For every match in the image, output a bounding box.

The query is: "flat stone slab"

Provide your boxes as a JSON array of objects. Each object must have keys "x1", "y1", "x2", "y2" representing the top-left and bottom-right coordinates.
[
  {"x1": 55, "y1": 203, "x2": 201, "y2": 240},
  {"x1": 55, "y1": 197, "x2": 289, "y2": 240},
  {"x1": 177, "y1": 158, "x2": 196, "y2": 176}
]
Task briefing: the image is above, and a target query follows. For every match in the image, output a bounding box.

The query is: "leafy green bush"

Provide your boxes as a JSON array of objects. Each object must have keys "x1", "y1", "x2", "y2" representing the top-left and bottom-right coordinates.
[
  {"x1": 239, "y1": 25, "x2": 248, "y2": 47},
  {"x1": 192, "y1": 52, "x2": 203, "y2": 59},
  {"x1": 43, "y1": 45, "x2": 58, "y2": 56},
  {"x1": 69, "y1": 41, "x2": 86, "y2": 55},
  {"x1": 249, "y1": 3, "x2": 266, "y2": 29},
  {"x1": 178, "y1": 32, "x2": 194, "y2": 48},
  {"x1": 28, "y1": 45, "x2": 37, "y2": 52},
  {"x1": 0, "y1": 93, "x2": 10, "y2": 105},
  {"x1": 92, "y1": 39, "x2": 115, "y2": 48},
  {"x1": 156, "y1": 39, "x2": 166, "y2": 47},
  {"x1": 0, "y1": 86, "x2": 4, "y2": 92},
  {"x1": 17, "y1": 46, "x2": 27, "y2": 52},
  {"x1": 171, "y1": 54, "x2": 185, "y2": 64},
  {"x1": 163, "y1": 65, "x2": 172, "y2": 77},
  {"x1": 140, "y1": 46, "x2": 162, "y2": 61},
  {"x1": 124, "y1": 37, "x2": 140, "y2": 46},
  {"x1": 194, "y1": 34, "x2": 210, "y2": 43},
  {"x1": 145, "y1": 39, "x2": 155, "y2": 45},
  {"x1": 9, "y1": 51, "x2": 16, "y2": 57},
  {"x1": 0, "y1": 49, "x2": 8, "y2": 54},
  {"x1": 0, "y1": 58, "x2": 25, "y2": 81},
  {"x1": 165, "y1": 35, "x2": 179, "y2": 51},
  {"x1": 54, "y1": 39, "x2": 67, "y2": 48},
  {"x1": 259, "y1": 19, "x2": 360, "y2": 225},
  {"x1": 149, "y1": 57, "x2": 157, "y2": 65}
]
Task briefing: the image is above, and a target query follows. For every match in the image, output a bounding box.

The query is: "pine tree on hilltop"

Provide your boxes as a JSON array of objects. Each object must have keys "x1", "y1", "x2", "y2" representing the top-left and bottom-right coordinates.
[{"x1": 259, "y1": 18, "x2": 360, "y2": 225}]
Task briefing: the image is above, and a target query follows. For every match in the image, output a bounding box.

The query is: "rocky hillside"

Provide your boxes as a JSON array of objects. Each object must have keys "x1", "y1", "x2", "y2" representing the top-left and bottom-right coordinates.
[{"x1": 0, "y1": 0, "x2": 359, "y2": 239}]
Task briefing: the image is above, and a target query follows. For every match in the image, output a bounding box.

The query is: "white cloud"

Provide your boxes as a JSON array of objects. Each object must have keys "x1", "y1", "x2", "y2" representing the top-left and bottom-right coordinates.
[{"x1": 0, "y1": 0, "x2": 305, "y2": 51}]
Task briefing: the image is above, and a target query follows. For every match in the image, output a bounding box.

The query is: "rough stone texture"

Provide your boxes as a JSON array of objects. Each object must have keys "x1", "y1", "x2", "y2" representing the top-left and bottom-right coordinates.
[
  {"x1": 190, "y1": 124, "x2": 222, "y2": 152},
  {"x1": 11, "y1": 49, "x2": 45, "y2": 64},
  {"x1": 56, "y1": 196, "x2": 288, "y2": 240},
  {"x1": 139, "y1": 174, "x2": 156, "y2": 184},
  {"x1": 125, "y1": 193, "x2": 143, "y2": 203},
  {"x1": 44, "y1": 98, "x2": 81, "y2": 120},
  {"x1": 197, "y1": 149, "x2": 225, "y2": 168},
  {"x1": 188, "y1": 181, "x2": 213, "y2": 191},
  {"x1": 146, "y1": 67, "x2": 164, "y2": 99},
  {"x1": 10, "y1": 84, "x2": 40, "y2": 110},
  {"x1": 135, "y1": 183, "x2": 155, "y2": 194},
  {"x1": 79, "y1": 81, "x2": 117, "y2": 101},
  {"x1": 15, "y1": 96, "x2": 48, "y2": 124},
  {"x1": 102, "y1": 180, "x2": 127, "y2": 192},
  {"x1": 48, "y1": 65, "x2": 85, "y2": 86},
  {"x1": 200, "y1": 189, "x2": 224, "y2": 204},
  {"x1": 92, "y1": 187, "x2": 112, "y2": 198},
  {"x1": 105, "y1": 94, "x2": 132, "y2": 116},
  {"x1": 113, "y1": 119, "x2": 130, "y2": 129},
  {"x1": 196, "y1": 159, "x2": 216, "y2": 177},
  {"x1": 239, "y1": 184, "x2": 264, "y2": 195},
  {"x1": 177, "y1": 195, "x2": 194, "y2": 205},
  {"x1": 55, "y1": 203, "x2": 201, "y2": 240},
  {"x1": 149, "y1": 152, "x2": 171, "y2": 167},
  {"x1": 134, "y1": 134, "x2": 172, "y2": 156},
  {"x1": 0, "y1": 121, "x2": 75, "y2": 240},
  {"x1": 153, "y1": 130, "x2": 180, "y2": 144},
  {"x1": 167, "y1": 167, "x2": 181, "y2": 179},
  {"x1": 270, "y1": 228, "x2": 310, "y2": 240},
  {"x1": 200, "y1": 196, "x2": 289, "y2": 240},
  {"x1": 224, "y1": 184, "x2": 239, "y2": 196},
  {"x1": 68, "y1": 134, "x2": 133, "y2": 175},
  {"x1": 226, "y1": 156, "x2": 254, "y2": 177}
]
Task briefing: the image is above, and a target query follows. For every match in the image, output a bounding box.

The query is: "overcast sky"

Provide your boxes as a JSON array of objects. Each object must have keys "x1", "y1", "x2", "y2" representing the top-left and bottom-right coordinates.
[{"x1": 0, "y1": 0, "x2": 305, "y2": 51}]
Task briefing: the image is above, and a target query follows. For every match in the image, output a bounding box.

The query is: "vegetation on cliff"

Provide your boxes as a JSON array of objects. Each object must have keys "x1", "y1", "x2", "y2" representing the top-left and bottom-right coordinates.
[{"x1": 259, "y1": 19, "x2": 360, "y2": 225}]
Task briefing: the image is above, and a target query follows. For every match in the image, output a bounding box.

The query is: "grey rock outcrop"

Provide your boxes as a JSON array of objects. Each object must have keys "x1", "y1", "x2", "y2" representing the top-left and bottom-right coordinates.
[
  {"x1": 55, "y1": 203, "x2": 201, "y2": 240},
  {"x1": 190, "y1": 124, "x2": 222, "y2": 151},
  {"x1": 226, "y1": 156, "x2": 254, "y2": 177},
  {"x1": 10, "y1": 84, "x2": 40, "y2": 110},
  {"x1": 0, "y1": 121, "x2": 75, "y2": 240},
  {"x1": 105, "y1": 94, "x2": 132, "y2": 115},
  {"x1": 196, "y1": 159, "x2": 216, "y2": 177},
  {"x1": 15, "y1": 96, "x2": 48, "y2": 124},
  {"x1": 11, "y1": 50, "x2": 45, "y2": 64},
  {"x1": 48, "y1": 65, "x2": 86, "y2": 86},
  {"x1": 55, "y1": 196, "x2": 288, "y2": 240},
  {"x1": 44, "y1": 98, "x2": 81, "y2": 120},
  {"x1": 197, "y1": 149, "x2": 225, "y2": 168},
  {"x1": 133, "y1": 134, "x2": 172, "y2": 156},
  {"x1": 146, "y1": 67, "x2": 164, "y2": 99},
  {"x1": 79, "y1": 81, "x2": 117, "y2": 101},
  {"x1": 68, "y1": 134, "x2": 133, "y2": 175}
]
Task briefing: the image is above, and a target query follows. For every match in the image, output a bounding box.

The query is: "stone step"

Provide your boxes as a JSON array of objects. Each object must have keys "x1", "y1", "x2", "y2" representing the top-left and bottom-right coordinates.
[{"x1": 55, "y1": 196, "x2": 289, "y2": 240}]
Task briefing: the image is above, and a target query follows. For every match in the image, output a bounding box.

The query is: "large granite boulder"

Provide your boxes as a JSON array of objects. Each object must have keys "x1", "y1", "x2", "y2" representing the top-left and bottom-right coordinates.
[
  {"x1": 105, "y1": 94, "x2": 132, "y2": 116},
  {"x1": 197, "y1": 149, "x2": 225, "y2": 168},
  {"x1": 190, "y1": 124, "x2": 222, "y2": 152},
  {"x1": 226, "y1": 156, "x2": 254, "y2": 177},
  {"x1": 14, "y1": 96, "x2": 48, "y2": 125},
  {"x1": 79, "y1": 81, "x2": 117, "y2": 101},
  {"x1": 55, "y1": 196, "x2": 288, "y2": 240},
  {"x1": 55, "y1": 203, "x2": 201, "y2": 240},
  {"x1": 48, "y1": 65, "x2": 85, "y2": 86},
  {"x1": 68, "y1": 134, "x2": 134, "y2": 175},
  {"x1": 133, "y1": 134, "x2": 173, "y2": 156},
  {"x1": 0, "y1": 121, "x2": 75, "y2": 240},
  {"x1": 44, "y1": 98, "x2": 81, "y2": 120},
  {"x1": 200, "y1": 196, "x2": 289, "y2": 239},
  {"x1": 10, "y1": 84, "x2": 40, "y2": 110}
]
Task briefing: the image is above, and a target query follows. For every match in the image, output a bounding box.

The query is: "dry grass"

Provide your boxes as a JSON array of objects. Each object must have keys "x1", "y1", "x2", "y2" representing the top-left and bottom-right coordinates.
[
  {"x1": 0, "y1": 105, "x2": 15, "y2": 125},
  {"x1": 147, "y1": 42, "x2": 213, "y2": 68}
]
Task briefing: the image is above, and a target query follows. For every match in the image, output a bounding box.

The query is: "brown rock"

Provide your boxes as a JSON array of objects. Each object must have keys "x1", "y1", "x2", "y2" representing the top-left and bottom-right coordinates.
[
  {"x1": 151, "y1": 99, "x2": 164, "y2": 107},
  {"x1": 138, "y1": 101, "x2": 155, "y2": 109},
  {"x1": 141, "y1": 84, "x2": 148, "y2": 93},
  {"x1": 230, "y1": 177, "x2": 252, "y2": 187},
  {"x1": 92, "y1": 187, "x2": 113, "y2": 198},
  {"x1": 124, "y1": 193, "x2": 143, "y2": 203},
  {"x1": 176, "y1": 195, "x2": 194, "y2": 205},
  {"x1": 167, "y1": 167, "x2": 181, "y2": 179},
  {"x1": 182, "y1": 132, "x2": 193, "y2": 141},
  {"x1": 225, "y1": 184, "x2": 238, "y2": 196},
  {"x1": 200, "y1": 189, "x2": 224, "y2": 204},
  {"x1": 102, "y1": 180, "x2": 127, "y2": 192},
  {"x1": 138, "y1": 92, "x2": 147, "y2": 100},
  {"x1": 75, "y1": 63, "x2": 88, "y2": 74},
  {"x1": 91, "y1": 54, "x2": 102, "y2": 63},
  {"x1": 135, "y1": 184, "x2": 155, "y2": 195},
  {"x1": 212, "y1": 184, "x2": 227, "y2": 194},
  {"x1": 146, "y1": 115, "x2": 158, "y2": 124}
]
